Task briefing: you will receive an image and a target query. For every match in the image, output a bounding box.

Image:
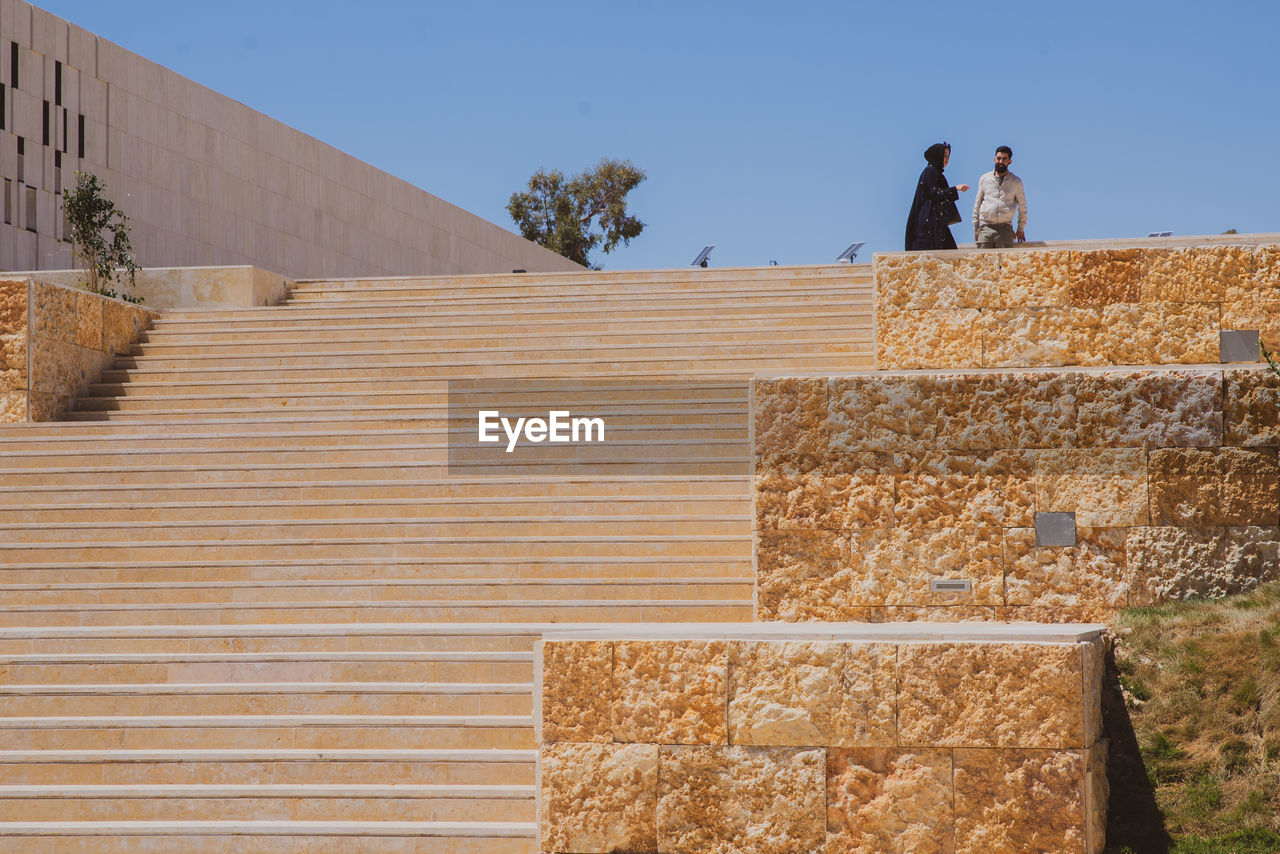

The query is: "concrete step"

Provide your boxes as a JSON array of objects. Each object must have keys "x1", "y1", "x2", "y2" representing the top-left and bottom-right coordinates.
[
  {"x1": 0, "y1": 784, "x2": 536, "y2": 822},
  {"x1": 0, "y1": 715, "x2": 536, "y2": 750}
]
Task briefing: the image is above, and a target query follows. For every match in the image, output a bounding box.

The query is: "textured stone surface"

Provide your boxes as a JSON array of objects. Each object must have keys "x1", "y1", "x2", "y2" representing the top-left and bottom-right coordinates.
[
  {"x1": 1003, "y1": 527, "x2": 1129, "y2": 619},
  {"x1": 1129, "y1": 526, "x2": 1280, "y2": 603},
  {"x1": 541, "y1": 640, "x2": 612, "y2": 743},
  {"x1": 827, "y1": 748, "x2": 954, "y2": 854},
  {"x1": 613, "y1": 640, "x2": 727, "y2": 744},
  {"x1": 1086, "y1": 741, "x2": 1109, "y2": 854},
  {"x1": 847, "y1": 527, "x2": 1005, "y2": 608},
  {"x1": 0, "y1": 334, "x2": 25, "y2": 373},
  {"x1": 898, "y1": 643, "x2": 1085, "y2": 749},
  {"x1": 658, "y1": 745, "x2": 825, "y2": 854},
  {"x1": 829, "y1": 375, "x2": 940, "y2": 453},
  {"x1": 954, "y1": 748, "x2": 1088, "y2": 854},
  {"x1": 1074, "y1": 371, "x2": 1222, "y2": 448},
  {"x1": 1237, "y1": 245, "x2": 1280, "y2": 303},
  {"x1": 1141, "y1": 246, "x2": 1251, "y2": 303},
  {"x1": 727, "y1": 641, "x2": 895, "y2": 747},
  {"x1": 876, "y1": 309, "x2": 983, "y2": 370},
  {"x1": 933, "y1": 373, "x2": 1078, "y2": 450},
  {"x1": 540, "y1": 742, "x2": 657, "y2": 853},
  {"x1": 74, "y1": 290, "x2": 103, "y2": 349},
  {"x1": 0, "y1": 280, "x2": 27, "y2": 331},
  {"x1": 31, "y1": 282, "x2": 78, "y2": 339},
  {"x1": 1223, "y1": 297, "x2": 1280, "y2": 350},
  {"x1": 1149, "y1": 448, "x2": 1279, "y2": 526},
  {"x1": 981, "y1": 307, "x2": 1106, "y2": 368},
  {"x1": 994, "y1": 250, "x2": 1071, "y2": 307},
  {"x1": 894, "y1": 451, "x2": 1035, "y2": 527},
  {"x1": 1225, "y1": 368, "x2": 1280, "y2": 447},
  {"x1": 1101, "y1": 302, "x2": 1219, "y2": 365},
  {"x1": 754, "y1": 378, "x2": 830, "y2": 460},
  {"x1": 1070, "y1": 249, "x2": 1143, "y2": 306},
  {"x1": 26, "y1": 392, "x2": 60, "y2": 422},
  {"x1": 756, "y1": 530, "x2": 867, "y2": 621},
  {"x1": 875, "y1": 254, "x2": 922, "y2": 315},
  {"x1": 101, "y1": 298, "x2": 156, "y2": 357},
  {"x1": 755, "y1": 454, "x2": 894, "y2": 531},
  {"x1": 917, "y1": 253, "x2": 1001, "y2": 309},
  {"x1": 1036, "y1": 448, "x2": 1149, "y2": 526},
  {"x1": 0, "y1": 390, "x2": 24, "y2": 422}
]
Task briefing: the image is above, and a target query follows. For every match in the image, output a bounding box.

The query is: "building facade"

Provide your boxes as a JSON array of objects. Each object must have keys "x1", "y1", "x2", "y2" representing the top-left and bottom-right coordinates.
[{"x1": 0, "y1": 0, "x2": 581, "y2": 278}]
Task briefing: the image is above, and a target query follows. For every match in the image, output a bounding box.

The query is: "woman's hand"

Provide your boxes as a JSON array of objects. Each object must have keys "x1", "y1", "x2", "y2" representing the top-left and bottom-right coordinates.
[{"x1": 956, "y1": 184, "x2": 970, "y2": 192}]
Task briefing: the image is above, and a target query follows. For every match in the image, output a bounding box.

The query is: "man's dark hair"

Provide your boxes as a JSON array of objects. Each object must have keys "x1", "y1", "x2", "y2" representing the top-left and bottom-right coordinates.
[{"x1": 996, "y1": 145, "x2": 1013, "y2": 158}]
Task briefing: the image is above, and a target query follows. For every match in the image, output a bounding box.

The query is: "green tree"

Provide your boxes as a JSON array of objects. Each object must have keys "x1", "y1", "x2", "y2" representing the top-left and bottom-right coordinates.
[
  {"x1": 62, "y1": 171, "x2": 141, "y2": 301},
  {"x1": 507, "y1": 158, "x2": 646, "y2": 269}
]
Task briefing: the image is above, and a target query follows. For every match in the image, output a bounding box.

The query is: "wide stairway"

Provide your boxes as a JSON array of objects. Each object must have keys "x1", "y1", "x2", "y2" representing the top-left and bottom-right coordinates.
[{"x1": 0, "y1": 265, "x2": 873, "y2": 851}]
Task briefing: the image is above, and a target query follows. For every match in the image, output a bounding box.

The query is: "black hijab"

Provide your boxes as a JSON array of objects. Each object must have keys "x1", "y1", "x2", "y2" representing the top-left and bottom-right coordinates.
[{"x1": 923, "y1": 142, "x2": 950, "y2": 171}]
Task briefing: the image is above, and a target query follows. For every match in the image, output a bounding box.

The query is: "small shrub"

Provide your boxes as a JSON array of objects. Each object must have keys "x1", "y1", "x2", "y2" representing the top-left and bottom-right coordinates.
[{"x1": 62, "y1": 171, "x2": 141, "y2": 301}]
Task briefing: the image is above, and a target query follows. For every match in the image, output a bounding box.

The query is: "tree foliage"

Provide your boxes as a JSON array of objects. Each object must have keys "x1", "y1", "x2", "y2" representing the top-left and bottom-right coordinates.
[
  {"x1": 507, "y1": 158, "x2": 646, "y2": 269},
  {"x1": 62, "y1": 171, "x2": 141, "y2": 301}
]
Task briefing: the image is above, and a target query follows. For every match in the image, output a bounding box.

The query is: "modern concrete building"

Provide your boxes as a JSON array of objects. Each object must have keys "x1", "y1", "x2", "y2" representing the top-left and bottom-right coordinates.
[{"x1": 0, "y1": 0, "x2": 581, "y2": 277}]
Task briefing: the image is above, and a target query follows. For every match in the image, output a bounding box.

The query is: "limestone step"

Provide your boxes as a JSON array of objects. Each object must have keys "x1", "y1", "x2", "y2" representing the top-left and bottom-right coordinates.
[
  {"x1": 0, "y1": 682, "x2": 532, "y2": 717},
  {"x1": 0, "y1": 650, "x2": 533, "y2": 684},
  {"x1": 0, "y1": 715, "x2": 535, "y2": 750},
  {"x1": 0, "y1": 784, "x2": 536, "y2": 823},
  {"x1": 0, "y1": 598, "x2": 754, "y2": 627},
  {"x1": 0, "y1": 577, "x2": 754, "y2": 606},
  {"x1": 0, "y1": 820, "x2": 537, "y2": 853}
]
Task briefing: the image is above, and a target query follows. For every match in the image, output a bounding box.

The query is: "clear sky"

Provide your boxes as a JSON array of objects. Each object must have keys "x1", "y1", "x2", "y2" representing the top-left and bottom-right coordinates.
[{"x1": 32, "y1": 0, "x2": 1280, "y2": 270}]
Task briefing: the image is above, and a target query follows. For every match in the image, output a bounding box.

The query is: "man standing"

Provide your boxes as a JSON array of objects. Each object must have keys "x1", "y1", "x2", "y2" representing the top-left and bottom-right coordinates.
[{"x1": 973, "y1": 146, "x2": 1027, "y2": 248}]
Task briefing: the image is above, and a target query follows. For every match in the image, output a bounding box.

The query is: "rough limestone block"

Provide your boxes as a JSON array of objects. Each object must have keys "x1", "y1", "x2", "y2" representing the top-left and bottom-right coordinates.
[
  {"x1": 756, "y1": 530, "x2": 866, "y2": 622},
  {"x1": 613, "y1": 640, "x2": 727, "y2": 744},
  {"x1": 1083, "y1": 641, "x2": 1106, "y2": 749},
  {"x1": 541, "y1": 640, "x2": 613, "y2": 743},
  {"x1": 26, "y1": 392, "x2": 59, "y2": 422},
  {"x1": 876, "y1": 605, "x2": 1003, "y2": 623},
  {"x1": 1101, "y1": 302, "x2": 1219, "y2": 365},
  {"x1": 74, "y1": 291, "x2": 103, "y2": 350},
  {"x1": 1128, "y1": 526, "x2": 1280, "y2": 603},
  {"x1": 31, "y1": 282, "x2": 78, "y2": 340},
  {"x1": 755, "y1": 454, "x2": 895, "y2": 531},
  {"x1": 1069, "y1": 249, "x2": 1143, "y2": 306},
  {"x1": 876, "y1": 309, "x2": 983, "y2": 370},
  {"x1": 1149, "y1": 448, "x2": 1280, "y2": 527},
  {"x1": 953, "y1": 748, "x2": 1090, "y2": 854},
  {"x1": 0, "y1": 334, "x2": 25, "y2": 373},
  {"x1": 874, "y1": 254, "x2": 922, "y2": 315},
  {"x1": 540, "y1": 742, "x2": 657, "y2": 853},
  {"x1": 29, "y1": 336, "x2": 90, "y2": 398},
  {"x1": 658, "y1": 745, "x2": 825, "y2": 854},
  {"x1": 848, "y1": 527, "x2": 1005, "y2": 608},
  {"x1": 1141, "y1": 246, "x2": 1252, "y2": 303},
  {"x1": 993, "y1": 249, "x2": 1071, "y2": 308},
  {"x1": 828, "y1": 375, "x2": 940, "y2": 453},
  {"x1": 727, "y1": 641, "x2": 896, "y2": 747},
  {"x1": 897, "y1": 643, "x2": 1086, "y2": 749},
  {"x1": 0, "y1": 390, "x2": 25, "y2": 423},
  {"x1": 1224, "y1": 368, "x2": 1280, "y2": 447},
  {"x1": 1086, "y1": 741, "x2": 1109, "y2": 854},
  {"x1": 101, "y1": 298, "x2": 155, "y2": 357},
  {"x1": 0, "y1": 280, "x2": 27, "y2": 332},
  {"x1": 1035, "y1": 448, "x2": 1150, "y2": 527},
  {"x1": 894, "y1": 450, "x2": 1036, "y2": 528},
  {"x1": 753, "y1": 377, "x2": 830, "y2": 461},
  {"x1": 1074, "y1": 371, "x2": 1222, "y2": 448},
  {"x1": 918, "y1": 252, "x2": 1001, "y2": 309},
  {"x1": 933, "y1": 373, "x2": 1078, "y2": 451},
  {"x1": 826, "y1": 748, "x2": 954, "y2": 854},
  {"x1": 1236, "y1": 245, "x2": 1280, "y2": 303},
  {"x1": 1003, "y1": 527, "x2": 1129, "y2": 621},
  {"x1": 1222, "y1": 297, "x2": 1280, "y2": 350},
  {"x1": 981, "y1": 307, "x2": 1107, "y2": 368}
]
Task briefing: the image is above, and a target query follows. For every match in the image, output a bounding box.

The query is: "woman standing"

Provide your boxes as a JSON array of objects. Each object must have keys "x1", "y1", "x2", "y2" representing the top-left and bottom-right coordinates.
[{"x1": 905, "y1": 142, "x2": 970, "y2": 251}]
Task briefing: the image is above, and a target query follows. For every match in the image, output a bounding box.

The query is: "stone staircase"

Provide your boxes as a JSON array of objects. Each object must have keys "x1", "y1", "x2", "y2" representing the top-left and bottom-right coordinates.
[{"x1": 0, "y1": 264, "x2": 873, "y2": 851}]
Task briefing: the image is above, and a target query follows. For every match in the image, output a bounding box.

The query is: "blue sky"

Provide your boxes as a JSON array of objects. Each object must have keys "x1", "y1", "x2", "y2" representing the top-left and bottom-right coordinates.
[{"x1": 34, "y1": 0, "x2": 1280, "y2": 270}]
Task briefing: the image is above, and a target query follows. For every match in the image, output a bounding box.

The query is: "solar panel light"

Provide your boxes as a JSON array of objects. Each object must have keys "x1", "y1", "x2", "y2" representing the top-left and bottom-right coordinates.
[
  {"x1": 1147, "y1": 231, "x2": 1173, "y2": 237},
  {"x1": 836, "y1": 241, "x2": 866, "y2": 263},
  {"x1": 691, "y1": 245, "x2": 715, "y2": 267}
]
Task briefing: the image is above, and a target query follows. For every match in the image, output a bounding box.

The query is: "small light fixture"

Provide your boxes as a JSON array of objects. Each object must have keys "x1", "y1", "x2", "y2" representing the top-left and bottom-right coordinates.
[{"x1": 690, "y1": 245, "x2": 715, "y2": 268}]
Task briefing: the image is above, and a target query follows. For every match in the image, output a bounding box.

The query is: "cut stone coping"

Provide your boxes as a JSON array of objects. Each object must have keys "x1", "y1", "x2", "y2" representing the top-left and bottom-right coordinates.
[
  {"x1": 756, "y1": 361, "x2": 1269, "y2": 379},
  {"x1": 0, "y1": 820, "x2": 536, "y2": 836},
  {"x1": 539, "y1": 621, "x2": 1106, "y2": 644}
]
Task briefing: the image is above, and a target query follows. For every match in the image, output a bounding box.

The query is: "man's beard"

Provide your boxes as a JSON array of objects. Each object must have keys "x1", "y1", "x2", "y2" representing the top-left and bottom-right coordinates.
[{"x1": 994, "y1": 163, "x2": 1008, "y2": 174}]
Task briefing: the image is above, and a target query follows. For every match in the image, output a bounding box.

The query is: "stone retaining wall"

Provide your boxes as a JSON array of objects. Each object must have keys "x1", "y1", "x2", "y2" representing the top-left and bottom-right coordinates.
[
  {"x1": 0, "y1": 278, "x2": 157, "y2": 421},
  {"x1": 754, "y1": 366, "x2": 1280, "y2": 622},
  {"x1": 13, "y1": 266, "x2": 294, "y2": 311},
  {"x1": 875, "y1": 246, "x2": 1279, "y2": 369},
  {"x1": 538, "y1": 627, "x2": 1107, "y2": 854}
]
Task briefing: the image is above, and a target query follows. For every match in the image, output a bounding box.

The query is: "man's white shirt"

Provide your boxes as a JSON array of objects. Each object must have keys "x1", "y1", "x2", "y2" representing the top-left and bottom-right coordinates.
[{"x1": 973, "y1": 170, "x2": 1027, "y2": 232}]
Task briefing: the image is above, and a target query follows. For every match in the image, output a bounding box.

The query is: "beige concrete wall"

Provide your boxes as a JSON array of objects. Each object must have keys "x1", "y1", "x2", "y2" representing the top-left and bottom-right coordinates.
[
  {"x1": 0, "y1": 0, "x2": 582, "y2": 278},
  {"x1": 538, "y1": 629, "x2": 1108, "y2": 854},
  {"x1": 753, "y1": 366, "x2": 1280, "y2": 623},
  {"x1": 875, "y1": 244, "x2": 1280, "y2": 369},
  {"x1": 15, "y1": 265, "x2": 294, "y2": 310},
  {"x1": 0, "y1": 276, "x2": 155, "y2": 421}
]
